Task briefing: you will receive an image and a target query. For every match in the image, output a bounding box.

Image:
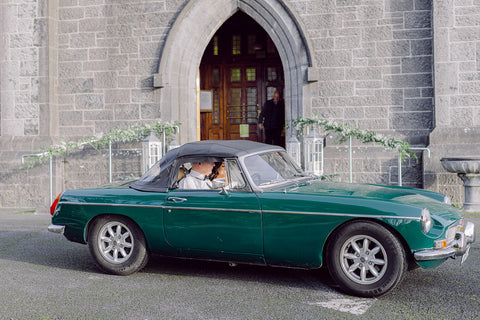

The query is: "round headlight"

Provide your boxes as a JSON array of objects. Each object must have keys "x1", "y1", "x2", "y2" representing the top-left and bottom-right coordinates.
[{"x1": 421, "y1": 208, "x2": 432, "y2": 234}]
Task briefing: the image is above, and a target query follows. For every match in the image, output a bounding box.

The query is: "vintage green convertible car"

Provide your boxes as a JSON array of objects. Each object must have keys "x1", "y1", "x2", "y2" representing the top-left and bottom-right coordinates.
[{"x1": 49, "y1": 140, "x2": 475, "y2": 297}]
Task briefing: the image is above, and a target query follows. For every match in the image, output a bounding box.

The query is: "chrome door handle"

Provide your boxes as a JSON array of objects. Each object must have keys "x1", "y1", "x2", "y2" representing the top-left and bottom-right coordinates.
[{"x1": 167, "y1": 197, "x2": 187, "y2": 203}]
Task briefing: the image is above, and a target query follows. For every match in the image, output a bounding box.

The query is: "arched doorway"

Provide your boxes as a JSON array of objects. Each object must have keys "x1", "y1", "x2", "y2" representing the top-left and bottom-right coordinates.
[
  {"x1": 154, "y1": 0, "x2": 314, "y2": 144},
  {"x1": 199, "y1": 12, "x2": 284, "y2": 146}
]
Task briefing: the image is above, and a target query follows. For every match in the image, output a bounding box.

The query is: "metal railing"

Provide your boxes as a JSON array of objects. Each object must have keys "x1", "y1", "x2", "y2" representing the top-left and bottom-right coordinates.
[
  {"x1": 21, "y1": 125, "x2": 180, "y2": 204},
  {"x1": 345, "y1": 137, "x2": 431, "y2": 186}
]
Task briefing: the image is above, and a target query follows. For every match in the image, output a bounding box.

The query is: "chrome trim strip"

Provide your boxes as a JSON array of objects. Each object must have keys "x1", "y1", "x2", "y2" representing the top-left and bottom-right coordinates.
[
  {"x1": 58, "y1": 201, "x2": 420, "y2": 220},
  {"x1": 261, "y1": 209, "x2": 421, "y2": 220},
  {"x1": 60, "y1": 201, "x2": 165, "y2": 209}
]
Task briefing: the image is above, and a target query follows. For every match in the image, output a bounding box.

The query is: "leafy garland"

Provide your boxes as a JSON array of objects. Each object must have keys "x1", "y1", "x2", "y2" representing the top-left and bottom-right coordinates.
[
  {"x1": 291, "y1": 117, "x2": 416, "y2": 161},
  {"x1": 22, "y1": 120, "x2": 181, "y2": 168}
]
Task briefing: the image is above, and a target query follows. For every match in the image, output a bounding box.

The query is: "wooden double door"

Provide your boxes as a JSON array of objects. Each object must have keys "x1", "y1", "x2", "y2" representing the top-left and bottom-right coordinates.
[{"x1": 200, "y1": 62, "x2": 283, "y2": 142}]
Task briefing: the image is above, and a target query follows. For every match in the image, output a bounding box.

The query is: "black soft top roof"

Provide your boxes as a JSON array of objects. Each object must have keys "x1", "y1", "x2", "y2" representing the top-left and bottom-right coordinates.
[
  {"x1": 175, "y1": 140, "x2": 280, "y2": 157},
  {"x1": 130, "y1": 140, "x2": 282, "y2": 192}
]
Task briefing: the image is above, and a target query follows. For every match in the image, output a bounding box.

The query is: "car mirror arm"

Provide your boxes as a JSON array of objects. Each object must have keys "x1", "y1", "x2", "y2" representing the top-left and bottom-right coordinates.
[{"x1": 219, "y1": 187, "x2": 229, "y2": 196}]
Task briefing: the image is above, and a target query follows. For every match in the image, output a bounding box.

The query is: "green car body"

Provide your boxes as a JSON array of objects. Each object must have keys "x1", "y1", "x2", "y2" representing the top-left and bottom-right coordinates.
[{"x1": 49, "y1": 140, "x2": 475, "y2": 297}]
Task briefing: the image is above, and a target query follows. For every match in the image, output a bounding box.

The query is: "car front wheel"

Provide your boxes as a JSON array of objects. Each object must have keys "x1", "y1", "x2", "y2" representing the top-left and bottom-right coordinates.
[
  {"x1": 326, "y1": 220, "x2": 407, "y2": 297},
  {"x1": 88, "y1": 216, "x2": 149, "y2": 275}
]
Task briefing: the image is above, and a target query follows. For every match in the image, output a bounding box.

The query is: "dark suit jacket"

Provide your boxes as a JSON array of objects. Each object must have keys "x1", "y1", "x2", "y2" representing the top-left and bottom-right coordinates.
[{"x1": 258, "y1": 99, "x2": 285, "y2": 129}]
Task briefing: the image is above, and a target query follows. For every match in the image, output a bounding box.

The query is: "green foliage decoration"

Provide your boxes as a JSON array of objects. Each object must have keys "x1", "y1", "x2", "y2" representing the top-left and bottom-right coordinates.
[
  {"x1": 291, "y1": 117, "x2": 416, "y2": 162},
  {"x1": 21, "y1": 121, "x2": 181, "y2": 169}
]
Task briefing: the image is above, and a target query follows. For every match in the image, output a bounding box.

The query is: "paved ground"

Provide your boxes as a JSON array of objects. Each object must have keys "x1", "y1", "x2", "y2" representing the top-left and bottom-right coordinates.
[{"x1": 0, "y1": 211, "x2": 478, "y2": 319}]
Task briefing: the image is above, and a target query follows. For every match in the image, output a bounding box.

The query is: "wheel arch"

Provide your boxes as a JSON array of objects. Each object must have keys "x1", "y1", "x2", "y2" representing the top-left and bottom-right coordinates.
[
  {"x1": 322, "y1": 218, "x2": 413, "y2": 265},
  {"x1": 84, "y1": 213, "x2": 150, "y2": 250}
]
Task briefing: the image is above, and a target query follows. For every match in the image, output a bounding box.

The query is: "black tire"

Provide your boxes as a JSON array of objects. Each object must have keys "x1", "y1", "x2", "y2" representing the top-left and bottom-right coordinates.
[
  {"x1": 88, "y1": 215, "x2": 149, "y2": 275},
  {"x1": 326, "y1": 220, "x2": 407, "y2": 297}
]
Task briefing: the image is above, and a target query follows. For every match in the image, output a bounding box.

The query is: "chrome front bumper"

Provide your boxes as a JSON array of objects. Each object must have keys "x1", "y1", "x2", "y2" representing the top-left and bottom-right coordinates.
[
  {"x1": 48, "y1": 224, "x2": 65, "y2": 234},
  {"x1": 414, "y1": 222, "x2": 475, "y2": 263}
]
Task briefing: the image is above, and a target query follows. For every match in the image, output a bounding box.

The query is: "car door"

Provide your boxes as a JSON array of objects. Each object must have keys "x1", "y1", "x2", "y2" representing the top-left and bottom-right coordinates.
[{"x1": 163, "y1": 159, "x2": 264, "y2": 262}]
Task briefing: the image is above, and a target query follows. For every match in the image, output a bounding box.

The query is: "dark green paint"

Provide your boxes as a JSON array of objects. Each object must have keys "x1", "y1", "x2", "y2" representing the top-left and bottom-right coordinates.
[{"x1": 51, "y1": 180, "x2": 463, "y2": 269}]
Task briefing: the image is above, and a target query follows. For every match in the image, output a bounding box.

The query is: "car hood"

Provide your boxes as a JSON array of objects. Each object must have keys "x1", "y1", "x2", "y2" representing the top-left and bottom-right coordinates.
[
  {"x1": 285, "y1": 181, "x2": 426, "y2": 201},
  {"x1": 280, "y1": 180, "x2": 461, "y2": 221}
]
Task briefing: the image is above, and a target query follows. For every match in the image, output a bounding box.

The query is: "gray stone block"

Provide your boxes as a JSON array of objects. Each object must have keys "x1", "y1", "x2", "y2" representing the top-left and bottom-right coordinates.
[
  {"x1": 59, "y1": 111, "x2": 83, "y2": 126},
  {"x1": 316, "y1": 51, "x2": 352, "y2": 67},
  {"x1": 318, "y1": 81, "x2": 354, "y2": 97},
  {"x1": 75, "y1": 94, "x2": 104, "y2": 110},
  {"x1": 402, "y1": 56, "x2": 432, "y2": 73},
  {"x1": 24, "y1": 119, "x2": 39, "y2": 136},
  {"x1": 405, "y1": 98, "x2": 433, "y2": 111},
  {"x1": 386, "y1": 0, "x2": 414, "y2": 12},
  {"x1": 114, "y1": 104, "x2": 140, "y2": 120},
  {"x1": 79, "y1": 18, "x2": 106, "y2": 32},
  {"x1": 303, "y1": 14, "x2": 340, "y2": 29},
  {"x1": 58, "y1": 49, "x2": 88, "y2": 62},
  {"x1": 411, "y1": 39, "x2": 432, "y2": 55},
  {"x1": 450, "y1": 27, "x2": 480, "y2": 42},
  {"x1": 94, "y1": 72, "x2": 118, "y2": 89},
  {"x1": 15, "y1": 104, "x2": 38, "y2": 119},
  {"x1": 70, "y1": 33, "x2": 96, "y2": 48},
  {"x1": 450, "y1": 42, "x2": 476, "y2": 61},
  {"x1": 421, "y1": 88, "x2": 434, "y2": 97},
  {"x1": 375, "y1": 89, "x2": 404, "y2": 105},
  {"x1": 58, "y1": 78, "x2": 93, "y2": 94},
  {"x1": 404, "y1": 88, "x2": 421, "y2": 98},
  {"x1": 84, "y1": 110, "x2": 113, "y2": 121},
  {"x1": 105, "y1": 89, "x2": 131, "y2": 104},
  {"x1": 140, "y1": 104, "x2": 161, "y2": 119},
  {"x1": 383, "y1": 73, "x2": 432, "y2": 88},
  {"x1": 377, "y1": 40, "x2": 410, "y2": 57},
  {"x1": 405, "y1": 11, "x2": 431, "y2": 29},
  {"x1": 390, "y1": 111, "x2": 433, "y2": 130}
]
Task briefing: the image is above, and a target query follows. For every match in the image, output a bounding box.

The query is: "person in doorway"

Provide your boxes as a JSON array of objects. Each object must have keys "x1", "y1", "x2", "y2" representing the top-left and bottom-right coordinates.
[
  {"x1": 258, "y1": 90, "x2": 285, "y2": 146},
  {"x1": 178, "y1": 162, "x2": 215, "y2": 189}
]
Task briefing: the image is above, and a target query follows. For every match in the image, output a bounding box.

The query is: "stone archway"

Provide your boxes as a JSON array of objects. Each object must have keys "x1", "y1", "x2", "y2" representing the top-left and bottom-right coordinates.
[{"x1": 154, "y1": 0, "x2": 314, "y2": 143}]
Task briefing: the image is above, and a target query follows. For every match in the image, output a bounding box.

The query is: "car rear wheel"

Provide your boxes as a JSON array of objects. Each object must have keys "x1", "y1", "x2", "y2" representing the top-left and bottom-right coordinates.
[
  {"x1": 326, "y1": 220, "x2": 407, "y2": 297},
  {"x1": 88, "y1": 216, "x2": 149, "y2": 275}
]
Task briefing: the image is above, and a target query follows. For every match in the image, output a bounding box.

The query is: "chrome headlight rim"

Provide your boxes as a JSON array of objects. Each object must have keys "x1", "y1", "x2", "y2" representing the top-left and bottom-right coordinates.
[{"x1": 421, "y1": 208, "x2": 432, "y2": 234}]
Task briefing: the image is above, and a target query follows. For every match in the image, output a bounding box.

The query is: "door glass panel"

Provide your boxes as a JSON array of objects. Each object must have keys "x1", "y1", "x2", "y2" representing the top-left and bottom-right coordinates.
[
  {"x1": 267, "y1": 67, "x2": 277, "y2": 81},
  {"x1": 212, "y1": 88, "x2": 220, "y2": 124},
  {"x1": 246, "y1": 87, "x2": 258, "y2": 124},
  {"x1": 230, "y1": 88, "x2": 242, "y2": 124},
  {"x1": 232, "y1": 35, "x2": 241, "y2": 55},
  {"x1": 246, "y1": 68, "x2": 256, "y2": 82},
  {"x1": 212, "y1": 68, "x2": 220, "y2": 84},
  {"x1": 230, "y1": 68, "x2": 241, "y2": 82},
  {"x1": 213, "y1": 36, "x2": 219, "y2": 56},
  {"x1": 267, "y1": 86, "x2": 277, "y2": 100}
]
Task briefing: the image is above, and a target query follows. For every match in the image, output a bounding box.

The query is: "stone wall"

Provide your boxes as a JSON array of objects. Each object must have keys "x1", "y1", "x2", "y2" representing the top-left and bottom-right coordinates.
[
  {"x1": 1, "y1": 0, "x2": 479, "y2": 211},
  {"x1": 294, "y1": 0, "x2": 433, "y2": 188}
]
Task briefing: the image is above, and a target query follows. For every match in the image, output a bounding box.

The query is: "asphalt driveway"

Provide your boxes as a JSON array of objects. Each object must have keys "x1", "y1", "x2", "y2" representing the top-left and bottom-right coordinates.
[{"x1": 0, "y1": 211, "x2": 478, "y2": 319}]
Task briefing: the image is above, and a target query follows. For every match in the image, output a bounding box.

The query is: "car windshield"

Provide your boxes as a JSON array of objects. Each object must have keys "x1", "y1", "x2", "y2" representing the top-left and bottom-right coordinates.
[{"x1": 244, "y1": 150, "x2": 306, "y2": 187}]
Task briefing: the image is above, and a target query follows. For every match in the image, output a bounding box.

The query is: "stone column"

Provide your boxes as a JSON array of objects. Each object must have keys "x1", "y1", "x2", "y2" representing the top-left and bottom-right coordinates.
[{"x1": 425, "y1": 0, "x2": 480, "y2": 205}]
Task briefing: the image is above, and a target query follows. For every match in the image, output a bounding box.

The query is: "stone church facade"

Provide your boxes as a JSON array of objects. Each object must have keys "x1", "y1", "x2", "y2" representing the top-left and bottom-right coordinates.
[{"x1": 1, "y1": 0, "x2": 479, "y2": 211}]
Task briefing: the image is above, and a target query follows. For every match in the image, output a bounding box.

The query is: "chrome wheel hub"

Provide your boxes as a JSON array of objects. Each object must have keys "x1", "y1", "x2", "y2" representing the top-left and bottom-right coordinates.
[
  {"x1": 340, "y1": 235, "x2": 387, "y2": 284},
  {"x1": 98, "y1": 222, "x2": 134, "y2": 264}
]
